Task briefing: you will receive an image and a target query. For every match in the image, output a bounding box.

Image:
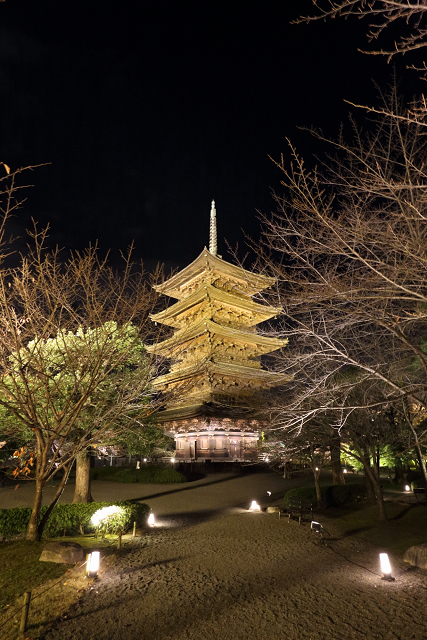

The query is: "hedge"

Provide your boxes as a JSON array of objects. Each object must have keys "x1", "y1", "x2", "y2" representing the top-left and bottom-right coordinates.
[
  {"x1": 0, "y1": 500, "x2": 150, "y2": 540},
  {"x1": 94, "y1": 466, "x2": 186, "y2": 484},
  {"x1": 284, "y1": 484, "x2": 367, "y2": 509}
]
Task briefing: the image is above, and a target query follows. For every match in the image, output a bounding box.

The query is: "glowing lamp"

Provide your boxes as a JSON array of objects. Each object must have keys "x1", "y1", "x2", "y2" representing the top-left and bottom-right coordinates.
[
  {"x1": 267, "y1": 491, "x2": 271, "y2": 497},
  {"x1": 143, "y1": 458, "x2": 147, "y2": 462},
  {"x1": 265, "y1": 457, "x2": 269, "y2": 463},
  {"x1": 380, "y1": 553, "x2": 394, "y2": 581},
  {"x1": 87, "y1": 551, "x2": 100, "y2": 577},
  {"x1": 315, "y1": 467, "x2": 319, "y2": 471},
  {"x1": 148, "y1": 513, "x2": 155, "y2": 526},
  {"x1": 343, "y1": 469, "x2": 348, "y2": 474},
  {"x1": 171, "y1": 458, "x2": 175, "y2": 463},
  {"x1": 249, "y1": 500, "x2": 261, "y2": 511},
  {"x1": 405, "y1": 485, "x2": 410, "y2": 492}
]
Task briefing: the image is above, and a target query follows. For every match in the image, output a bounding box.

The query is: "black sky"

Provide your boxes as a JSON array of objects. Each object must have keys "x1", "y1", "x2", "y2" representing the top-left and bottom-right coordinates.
[{"x1": 0, "y1": 0, "x2": 417, "y2": 270}]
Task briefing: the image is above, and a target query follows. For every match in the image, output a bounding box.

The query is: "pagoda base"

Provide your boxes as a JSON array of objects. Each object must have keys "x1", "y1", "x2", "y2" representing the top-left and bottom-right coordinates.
[{"x1": 156, "y1": 404, "x2": 262, "y2": 462}]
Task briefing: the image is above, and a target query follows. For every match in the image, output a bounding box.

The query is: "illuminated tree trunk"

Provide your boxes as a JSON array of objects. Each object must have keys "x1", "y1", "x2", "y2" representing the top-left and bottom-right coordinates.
[
  {"x1": 26, "y1": 477, "x2": 44, "y2": 541},
  {"x1": 73, "y1": 450, "x2": 93, "y2": 504}
]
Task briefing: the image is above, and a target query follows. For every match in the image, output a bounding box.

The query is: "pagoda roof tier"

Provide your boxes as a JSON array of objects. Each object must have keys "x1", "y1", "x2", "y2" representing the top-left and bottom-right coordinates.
[
  {"x1": 146, "y1": 318, "x2": 287, "y2": 356},
  {"x1": 152, "y1": 359, "x2": 285, "y2": 387},
  {"x1": 154, "y1": 402, "x2": 266, "y2": 424},
  {"x1": 154, "y1": 248, "x2": 276, "y2": 299},
  {"x1": 150, "y1": 283, "x2": 281, "y2": 328}
]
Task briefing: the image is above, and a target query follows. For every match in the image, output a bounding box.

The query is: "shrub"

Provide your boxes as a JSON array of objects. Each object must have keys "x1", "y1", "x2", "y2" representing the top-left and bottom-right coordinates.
[
  {"x1": 96, "y1": 466, "x2": 186, "y2": 484},
  {"x1": 284, "y1": 484, "x2": 367, "y2": 509},
  {"x1": 0, "y1": 507, "x2": 32, "y2": 541},
  {"x1": 284, "y1": 487, "x2": 318, "y2": 507},
  {"x1": 406, "y1": 471, "x2": 426, "y2": 489},
  {"x1": 0, "y1": 500, "x2": 150, "y2": 540},
  {"x1": 90, "y1": 466, "x2": 124, "y2": 480}
]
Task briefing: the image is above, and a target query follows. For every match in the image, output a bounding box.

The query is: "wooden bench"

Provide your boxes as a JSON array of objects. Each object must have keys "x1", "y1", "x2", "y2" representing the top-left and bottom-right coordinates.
[
  {"x1": 283, "y1": 497, "x2": 313, "y2": 525},
  {"x1": 413, "y1": 488, "x2": 426, "y2": 503}
]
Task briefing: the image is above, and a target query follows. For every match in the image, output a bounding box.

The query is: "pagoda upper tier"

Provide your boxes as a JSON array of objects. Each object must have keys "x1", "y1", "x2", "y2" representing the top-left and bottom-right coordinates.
[{"x1": 147, "y1": 246, "x2": 287, "y2": 407}]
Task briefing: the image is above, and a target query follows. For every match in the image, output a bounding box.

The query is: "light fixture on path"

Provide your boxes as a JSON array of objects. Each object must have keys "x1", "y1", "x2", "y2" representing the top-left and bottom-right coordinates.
[
  {"x1": 249, "y1": 500, "x2": 261, "y2": 511},
  {"x1": 87, "y1": 551, "x2": 100, "y2": 578},
  {"x1": 379, "y1": 553, "x2": 395, "y2": 581},
  {"x1": 148, "y1": 513, "x2": 155, "y2": 526}
]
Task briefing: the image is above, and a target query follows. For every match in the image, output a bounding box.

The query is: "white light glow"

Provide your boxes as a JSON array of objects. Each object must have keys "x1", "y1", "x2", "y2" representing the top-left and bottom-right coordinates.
[
  {"x1": 249, "y1": 500, "x2": 261, "y2": 511},
  {"x1": 265, "y1": 457, "x2": 269, "y2": 463},
  {"x1": 143, "y1": 458, "x2": 147, "y2": 462},
  {"x1": 315, "y1": 467, "x2": 319, "y2": 471},
  {"x1": 87, "y1": 551, "x2": 100, "y2": 575},
  {"x1": 380, "y1": 553, "x2": 392, "y2": 576},
  {"x1": 405, "y1": 485, "x2": 411, "y2": 492},
  {"x1": 148, "y1": 513, "x2": 155, "y2": 526},
  {"x1": 136, "y1": 461, "x2": 140, "y2": 469},
  {"x1": 343, "y1": 469, "x2": 348, "y2": 474},
  {"x1": 171, "y1": 458, "x2": 175, "y2": 463},
  {"x1": 91, "y1": 505, "x2": 122, "y2": 527},
  {"x1": 267, "y1": 491, "x2": 271, "y2": 496}
]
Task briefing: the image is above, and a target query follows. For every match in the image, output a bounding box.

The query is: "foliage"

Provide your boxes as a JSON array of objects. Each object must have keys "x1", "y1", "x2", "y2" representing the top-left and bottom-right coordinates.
[
  {"x1": 95, "y1": 465, "x2": 186, "y2": 484},
  {"x1": 284, "y1": 484, "x2": 367, "y2": 508},
  {"x1": 0, "y1": 500, "x2": 150, "y2": 540}
]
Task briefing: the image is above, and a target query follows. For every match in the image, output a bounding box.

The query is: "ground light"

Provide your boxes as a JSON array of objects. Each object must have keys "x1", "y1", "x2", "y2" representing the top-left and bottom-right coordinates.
[
  {"x1": 405, "y1": 485, "x2": 411, "y2": 492},
  {"x1": 343, "y1": 469, "x2": 348, "y2": 474},
  {"x1": 87, "y1": 551, "x2": 100, "y2": 578},
  {"x1": 171, "y1": 458, "x2": 175, "y2": 463},
  {"x1": 249, "y1": 500, "x2": 261, "y2": 511},
  {"x1": 380, "y1": 553, "x2": 395, "y2": 581},
  {"x1": 148, "y1": 513, "x2": 155, "y2": 526}
]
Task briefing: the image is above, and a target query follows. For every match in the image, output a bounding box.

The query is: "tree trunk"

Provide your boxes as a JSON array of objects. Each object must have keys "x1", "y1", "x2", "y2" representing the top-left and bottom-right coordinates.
[
  {"x1": 313, "y1": 470, "x2": 322, "y2": 507},
  {"x1": 330, "y1": 437, "x2": 345, "y2": 485},
  {"x1": 36, "y1": 465, "x2": 72, "y2": 540},
  {"x1": 26, "y1": 477, "x2": 44, "y2": 541},
  {"x1": 73, "y1": 449, "x2": 93, "y2": 504},
  {"x1": 413, "y1": 441, "x2": 427, "y2": 499},
  {"x1": 362, "y1": 446, "x2": 376, "y2": 503},
  {"x1": 393, "y1": 458, "x2": 404, "y2": 484}
]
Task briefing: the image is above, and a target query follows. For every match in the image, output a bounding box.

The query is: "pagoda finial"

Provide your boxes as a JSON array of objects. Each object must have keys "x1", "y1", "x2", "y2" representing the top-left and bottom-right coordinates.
[{"x1": 209, "y1": 200, "x2": 217, "y2": 256}]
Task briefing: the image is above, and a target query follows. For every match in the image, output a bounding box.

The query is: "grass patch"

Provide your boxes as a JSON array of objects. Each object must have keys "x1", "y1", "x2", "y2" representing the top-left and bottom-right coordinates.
[{"x1": 0, "y1": 541, "x2": 66, "y2": 609}]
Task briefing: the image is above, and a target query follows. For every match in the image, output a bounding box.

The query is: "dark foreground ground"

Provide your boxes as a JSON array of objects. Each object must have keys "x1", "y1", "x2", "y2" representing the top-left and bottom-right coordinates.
[{"x1": 1, "y1": 472, "x2": 427, "y2": 640}]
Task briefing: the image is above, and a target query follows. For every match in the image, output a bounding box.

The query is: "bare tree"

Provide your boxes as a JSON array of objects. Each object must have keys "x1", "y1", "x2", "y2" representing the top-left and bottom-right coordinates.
[
  {"x1": 257, "y1": 96, "x2": 427, "y2": 517},
  {"x1": 0, "y1": 167, "x2": 173, "y2": 540},
  {"x1": 298, "y1": 1, "x2": 427, "y2": 59}
]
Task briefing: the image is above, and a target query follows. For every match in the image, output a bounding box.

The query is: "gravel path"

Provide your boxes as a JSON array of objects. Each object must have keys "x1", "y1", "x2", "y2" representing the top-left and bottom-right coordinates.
[{"x1": 28, "y1": 473, "x2": 427, "y2": 640}]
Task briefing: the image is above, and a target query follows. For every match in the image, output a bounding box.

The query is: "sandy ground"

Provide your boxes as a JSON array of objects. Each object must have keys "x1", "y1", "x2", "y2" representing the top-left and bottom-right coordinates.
[{"x1": 2, "y1": 473, "x2": 427, "y2": 640}]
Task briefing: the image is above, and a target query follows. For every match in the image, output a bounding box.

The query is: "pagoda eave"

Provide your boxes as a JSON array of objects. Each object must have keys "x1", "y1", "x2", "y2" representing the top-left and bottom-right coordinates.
[
  {"x1": 146, "y1": 319, "x2": 287, "y2": 354},
  {"x1": 154, "y1": 248, "x2": 276, "y2": 300}
]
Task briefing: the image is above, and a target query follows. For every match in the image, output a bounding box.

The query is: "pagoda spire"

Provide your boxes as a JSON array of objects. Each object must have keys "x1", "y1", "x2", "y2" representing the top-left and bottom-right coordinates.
[{"x1": 209, "y1": 200, "x2": 217, "y2": 256}]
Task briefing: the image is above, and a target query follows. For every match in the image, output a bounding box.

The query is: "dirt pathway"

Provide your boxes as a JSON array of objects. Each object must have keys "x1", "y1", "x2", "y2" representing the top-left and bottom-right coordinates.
[{"x1": 33, "y1": 474, "x2": 427, "y2": 640}]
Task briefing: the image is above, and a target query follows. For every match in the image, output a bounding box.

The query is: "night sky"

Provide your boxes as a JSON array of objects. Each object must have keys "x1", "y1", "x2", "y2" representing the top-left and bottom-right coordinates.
[{"x1": 0, "y1": 0, "x2": 417, "y2": 271}]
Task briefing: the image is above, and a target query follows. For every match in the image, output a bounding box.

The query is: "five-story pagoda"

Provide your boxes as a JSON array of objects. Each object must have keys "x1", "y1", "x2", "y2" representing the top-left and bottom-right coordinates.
[{"x1": 148, "y1": 201, "x2": 287, "y2": 461}]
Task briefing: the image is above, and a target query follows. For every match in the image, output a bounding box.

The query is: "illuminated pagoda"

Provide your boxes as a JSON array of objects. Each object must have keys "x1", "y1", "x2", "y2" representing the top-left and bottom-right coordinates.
[{"x1": 148, "y1": 201, "x2": 287, "y2": 462}]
